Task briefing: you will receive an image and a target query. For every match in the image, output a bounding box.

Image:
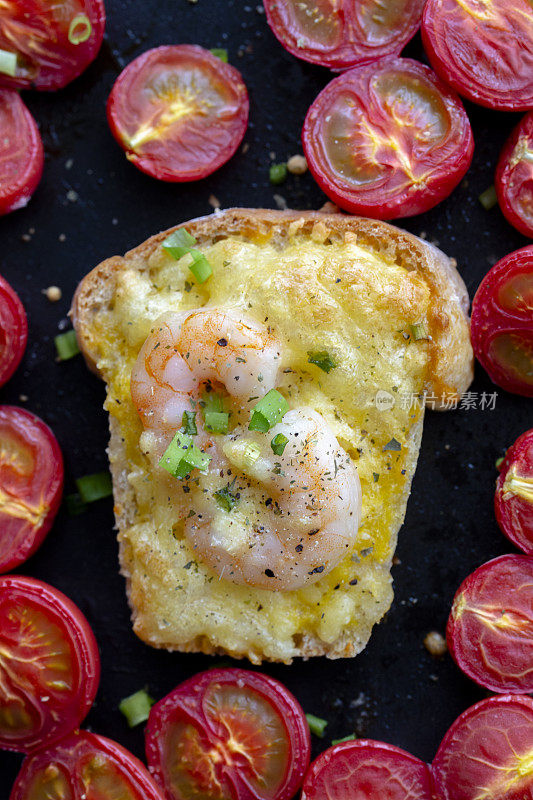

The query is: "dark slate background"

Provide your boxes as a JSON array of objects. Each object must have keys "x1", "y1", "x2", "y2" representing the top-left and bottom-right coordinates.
[{"x1": 0, "y1": 0, "x2": 531, "y2": 793}]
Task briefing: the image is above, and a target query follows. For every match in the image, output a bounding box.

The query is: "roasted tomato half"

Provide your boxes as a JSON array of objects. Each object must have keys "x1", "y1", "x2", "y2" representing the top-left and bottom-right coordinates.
[
  {"x1": 446, "y1": 555, "x2": 533, "y2": 694},
  {"x1": 0, "y1": 276, "x2": 27, "y2": 387},
  {"x1": 145, "y1": 668, "x2": 311, "y2": 800},
  {"x1": 302, "y1": 57, "x2": 474, "y2": 220},
  {"x1": 301, "y1": 739, "x2": 435, "y2": 800},
  {"x1": 0, "y1": 0, "x2": 106, "y2": 91},
  {"x1": 107, "y1": 45, "x2": 249, "y2": 182},
  {"x1": 422, "y1": 0, "x2": 533, "y2": 111},
  {"x1": 432, "y1": 695, "x2": 533, "y2": 800},
  {"x1": 0, "y1": 576, "x2": 100, "y2": 752},
  {"x1": 470, "y1": 245, "x2": 533, "y2": 397},
  {"x1": 0, "y1": 406, "x2": 63, "y2": 573},
  {"x1": 0, "y1": 90, "x2": 44, "y2": 216},
  {"x1": 495, "y1": 429, "x2": 533, "y2": 554},
  {"x1": 496, "y1": 112, "x2": 533, "y2": 238},
  {"x1": 263, "y1": 0, "x2": 426, "y2": 70},
  {"x1": 10, "y1": 730, "x2": 165, "y2": 799}
]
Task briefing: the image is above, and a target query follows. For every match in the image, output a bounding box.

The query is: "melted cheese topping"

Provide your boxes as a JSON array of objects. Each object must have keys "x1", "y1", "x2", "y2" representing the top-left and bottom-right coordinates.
[{"x1": 95, "y1": 227, "x2": 430, "y2": 661}]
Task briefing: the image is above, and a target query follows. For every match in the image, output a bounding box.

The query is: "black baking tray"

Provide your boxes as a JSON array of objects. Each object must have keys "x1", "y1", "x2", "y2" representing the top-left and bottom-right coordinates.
[{"x1": 0, "y1": 0, "x2": 531, "y2": 792}]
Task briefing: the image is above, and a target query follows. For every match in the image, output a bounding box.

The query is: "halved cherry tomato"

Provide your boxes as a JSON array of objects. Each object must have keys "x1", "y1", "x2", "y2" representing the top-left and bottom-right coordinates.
[
  {"x1": 422, "y1": 0, "x2": 533, "y2": 111},
  {"x1": 0, "y1": 0, "x2": 106, "y2": 92},
  {"x1": 301, "y1": 739, "x2": 435, "y2": 800},
  {"x1": 10, "y1": 730, "x2": 165, "y2": 799},
  {"x1": 470, "y1": 245, "x2": 533, "y2": 397},
  {"x1": 0, "y1": 576, "x2": 100, "y2": 753},
  {"x1": 0, "y1": 276, "x2": 27, "y2": 387},
  {"x1": 302, "y1": 57, "x2": 474, "y2": 220},
  {"x1": 0, "y1": 407, "x2": 64, "y2": 573},
  {"x1": 0, "y1": 90, "x2": 43, "y2": 216},
  {"x1": 495, "y1": 429, "x2": 533, "y2": 554},
  {"x1": 446, "y1": 555, "x2": 533, "y2": 694},
  {"x1": 145, "y1": 668, "x2": 311, "y2": 800},
  {"x1": 496, "y1": 112, "x2": 533, "y2": 238},
  {"x1": 432, "y1": 695, "x2": 533, "y2": 800},
  {"x1": 263, "y1": 0, "x2": 426, "y2": 70},
  {"x1": 107, "y1": 46, "x2": 249, "y2": 182}
]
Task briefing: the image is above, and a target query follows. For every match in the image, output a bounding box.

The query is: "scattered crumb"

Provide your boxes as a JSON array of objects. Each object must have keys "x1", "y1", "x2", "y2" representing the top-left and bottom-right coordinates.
[
  {"x1": 19, "y1": 394, "x2": 28, "y2": 402},
  {"x1": 445, "y1": 443, "x2": 450, "y2": 450},
  {"x1": 208, "y1": 194, "x2": 221, "y2": 209},
  {"x1": 424, "y1": 631, "x2": 447, "y2": 657},
  {"x1": 112, "y1": 218, "x2": 118, "y2": 226},
  {"x1": 241, "y1": 143, "x2": 250, "y2": 154},
  {"x1": 287, "y1": 154, "x2": 308, "y2": 175},
  {"x1": 392, "y1": 555, "x2": 401, "y2": 566},
  {"x1": 66, "y1": 189, "x2": 78, "y2": 203},
  {"x1": 43, "y1": 286, "x2": 62, "y2": 302},
  {"x1": 21, "y1": 233, "x2": 31, "y2": 243},
  {"x1": 419, "y1": 231, "x2": 427, "y2": 239},
  {"x1": 273, "y1": 193, "x2": 287, "y2": 210},
  {"x1": 319, "y1": 201, "x2": 338, "y2": 214},
  {"x1": 65, "y1": 159, "x2": 73, "y2": 170},
  {"x1": 269, "y1": 151, "x2": 276, "y2": 160},
  {"x1": 59, "y1": 233, "x2": 66, "y2": 242},
  {"x1": 429, "y1": 674, "x2": 439, "y2": 682}
]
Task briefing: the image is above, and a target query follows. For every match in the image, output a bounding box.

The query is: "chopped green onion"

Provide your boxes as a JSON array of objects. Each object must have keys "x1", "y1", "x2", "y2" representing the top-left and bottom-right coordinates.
[
  {"x1": 410, "y1": 322, "x2": 429, "y2": 341},
  {"x1": 214, "y1": 484, "x2": 237, "y2": 511},
  {"x1": 271, "y1": 433, "x2": 288, "y2": 456},
  {"x1": 55, "y1": 330, "x2": 80, "y2": 361},
  {"x1": 65, "y1": 493, "x2": 88, "y2": 516},
  {"x1": 204, "y1": 411, "x2": 229, "y2": 434},
  {"x1": 163, "y1": 228, "x2": 197, "y2": 259},
  {"x1": 478, "y1": 185, "x2": 498, "y2": 210},
  {"x1": 243, "y1": 442, "x2": 261, "y2": 467},
  {"x1": 181, "y1": 411, "x2": 197, "y2": 436},
  {"x1": 269, "y1": 163, "x2": 287, "y2": 185},
  {"x1": 159, "y1": 431, "x2": 211, "y2": 479},
  {"x1": 249, "y1": 390, "x2": 289, "y2": 432},
  {"x1": 0, "y1": 49, "x2": 17, "y2": 77},
  {"x1": 495, "y1": 456, "x2": 504, "y2": 470},
  {"x1": 76, "y1": 472, "x2": 113, "y2": 503},
  {"x1": 210, "y1": 48, "x2": 228, "y2": 62},
  {"x1": 68, "y1": 13, "x2": 92, "y2": 45},
  {"x1": 373, "y1": 472, "x2": 380, "y2": 483},
  {"x1": 188, "y1": 249, "x2": 212, "y2": 283},
  {"x1": 383, "y1": 437, "x2": 402, "y2": 452},
  {"x1": 202, "y1": 392, "x2": 224, "y2": 414},
  {"x1": 307, "y1": 350, "x2": 336, "y2": 373},
  {"x1": 306, "y1": 713, "x2": 328, "y2": 738},
  {"x1": 119, "y1": 689, "x2": 154, "y2": 728},
  {"x1": 331, "y1": 734, "x2": 356, "y2": 745}
]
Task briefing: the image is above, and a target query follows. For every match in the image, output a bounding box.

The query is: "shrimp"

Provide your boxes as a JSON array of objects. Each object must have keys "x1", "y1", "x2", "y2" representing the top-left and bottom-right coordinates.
[{"x1": 130, "y1": 307, "x2": 362, "y2": 591}]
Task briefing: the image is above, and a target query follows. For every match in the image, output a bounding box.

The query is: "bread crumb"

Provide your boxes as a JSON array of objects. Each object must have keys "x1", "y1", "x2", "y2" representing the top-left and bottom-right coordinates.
[
  {"x1": 43, "y1": 286, "x2": 62, "y2": 302},
  {"x1": 288, "y1": 218, "x2": 305, "y2": 238},
  {"x1": 319, "y1": 201, "x2": 338, "y2": 214},
  {"x1": 424, "y1": 631, "x2": 447, "y2": 657},
  {"x1": 59, "y1": 233, "x2": 66, "y2": 242},
  {"x1": 66, "y1": 189, "x2": 78, "y2": 203},
  {"x1": 208, "y1": 194, "x2": 221, "y2": 209},
  {"x1": 273, "y1": 194, "x2": 287, "y2": 210},
  {"x1": 19, "y1": 394, "x2": 28, "y2": 402},
  {"x1": 242, "y1": 143, "x2": 250, "y2": 154},
  {"x1": 311, "y1": 220, "x2": 330, "y2": 243},
  {"x1": 287, "y1": 154, "x2": 307, "y2": 175}
]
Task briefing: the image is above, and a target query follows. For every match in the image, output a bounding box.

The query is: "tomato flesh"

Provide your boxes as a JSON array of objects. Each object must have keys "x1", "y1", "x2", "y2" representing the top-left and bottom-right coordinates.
[
  {"x1": 0, "y1": 407, "x2": 64, "y2": 573},
  {"x1": 470, "y1": 245, "x2": 533, "y2": 397},
  {"x1": 0, "y1": 576, "x2": 100, "y2": 752},
  {"x1": 496, "y1": 112, "x2": 533, "y2": 238},
  {"x1": 495, "y1": 429, "x2": 533, "y2": 555},
  {"x1": 107, "y1": 45, "x2": 249, "y2": 182},
  {"x1": 301, "y1": 739, "x2": 435, "y2": 800},
  {"x1": 145, "y1": 668, "x2": 311, "y2": 800},
  {"x1": 0, "y1": 91, "x2": 43, "y2": 216},
  {"x1": 263, "y1": 0, "x2": 425, "y2": 70},
  {"x1": 0, "y1": 276, "x2": 27, "y2": 387},
  {"x1": 446, "y1": 555, "x2": 533, "y2": 693},
  {"x1": 10, "y1": 731, "x2": 165, "y2": 800},
  {"x1": 302, "y1": 57, "x2": 473, "y2": 220},
  {"x1": 432, "y1": 695, "x2": 533, "y2": 800},
  {"x1": 0, "y1": 0, "x2": 106, "y2": 91},
  {"x1": 422, "y1": 0, "x2": 533, "y2": 111}
]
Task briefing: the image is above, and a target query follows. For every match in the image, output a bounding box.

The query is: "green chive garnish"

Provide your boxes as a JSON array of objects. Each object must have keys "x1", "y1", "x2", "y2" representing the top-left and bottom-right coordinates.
[
  {"x1": 204, "y1": 411, "x2": 229, "y2": 434},
  {"x1": 306, "y1": 713, "x2": 328, "y2": 738},
  {"x1": 214, "y1": 484, "x2": 237, "y2": 511},
  {"x1": 68, "y1": 13, "x2": 92, "y2": 45},
  {"x1": 181, "y1": 411, "x2": 197, "y2": 436},
  {"x1": 119, "y1": 689, "x2": 154, "y2": 728},
  {"x1": 269, "y1": 163, "x2": 287, "y2": 185},
  {"x1": 249, "y1": 390, "x2": 289, "y2": 432},
  {"x1": 65, "y1": 493, "x2": 88, "y2": 516},
  {"x1": 188, "y1": 250, "x2": 212, "y2": 283},
  {"x1": 159, "y1": 432, "x2": 211, "y2": 479},
  {"x1": 210, "y1": 48, "x2": 228, "y2": 62},
  {"x1": 163, "y1": 228, "x2": 197, "y2": 258},
  {"x1": 495, "y1": 456, "x2": 504, "y2": 470},
  {"x1": 410, "y1": 323, "x2": 428, "y2": 341},
  {"x1": 478, "y1": 185, "x2": 498, "y2": 211},
  {"x1": 55, "y1": 330, "x2": 80, "y2": 361},
  {"x1": 331, "y1": 734, "x2": 356, "y2": 745},
  {"x1": 202, "y1": 392, "x2": 224, "y2": 414},
  {"x1": 0, "y1": 49, "x2": 17, "y2": 77},
  {"x1": 308, "y1": 350, "x2": 336, "y2": 373},
  {"x1": 76, "y1": 472, "x2": 113, "y2": 503},
  {"x1": 271, "y1": 433, "x2": 288, "y2": 456}
]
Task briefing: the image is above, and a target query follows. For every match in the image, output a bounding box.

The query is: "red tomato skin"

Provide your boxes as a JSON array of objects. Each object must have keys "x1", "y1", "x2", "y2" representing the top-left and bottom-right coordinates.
[
  {"x1": 0, "y1": 576, "x2": 100, "y2": 753},
  {"x1": 145, "y1": 668, "x2": 311, "y2": 800},
  {"x1": 263, "y1": 0, "x2": 425, "y2": 70},
  {"x1": 421, "y1": 0, "x2": 533, "y2": 111},
  {"x1": 302, "y1": 57, "x2": 474, "y2": 220},
  {"x1": 432, "y1": 695, "x2": 533, "y2": 800},
  {"x1": 301, "y1": 739, "x2": 435, "y2": 800},
  {"x1": 107, "y1": 46, "x2": 249, "y2": 183},
  {"x1": 0, "y1": 275, "x2": 27, "y2": 387},
  {"x1": 0, "y1": 406, "x2": 64, "y2": 573},
  {"x1": 495, "y1": 112, "x2": 533, "y2": 239},
  {"x1": 470, "y1": 245, "x2": 533, "y2": 397},
  {"x1": 0, "y1": 0, "x2": 106, "y2": 91},
  {"x1": 495, "y1": 429, "x2": 533, "y2": 554},
  {"x1": 446, "y1": 554, "x2": 533, "y2": 693},
  {"x1": 10, "y1": 730, "x2": 165, "y2": 800},
  {"x1": 0, "y1": 91, "x2": 44, "y2": 216}
]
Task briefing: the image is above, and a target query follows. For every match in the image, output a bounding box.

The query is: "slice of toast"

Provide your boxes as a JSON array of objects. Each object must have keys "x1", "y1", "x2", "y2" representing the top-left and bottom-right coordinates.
[{"x1": 72, "y1": 208, "x2": 473, "y2": 663}]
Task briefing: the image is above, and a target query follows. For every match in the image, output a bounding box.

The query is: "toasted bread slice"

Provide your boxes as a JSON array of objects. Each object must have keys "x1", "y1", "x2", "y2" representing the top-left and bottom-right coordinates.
[{"x1": 72, "y1": 208, "x2": 473, "y2": 663}]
